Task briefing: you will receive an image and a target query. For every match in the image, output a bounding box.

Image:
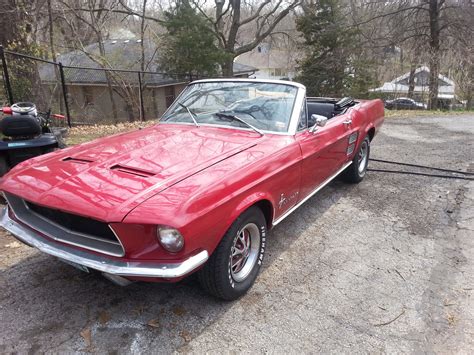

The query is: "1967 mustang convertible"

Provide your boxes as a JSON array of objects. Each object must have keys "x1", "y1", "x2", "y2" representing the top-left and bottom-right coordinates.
[{"x1": 0, "y1": 79, "x2": 384, "y2": 300}]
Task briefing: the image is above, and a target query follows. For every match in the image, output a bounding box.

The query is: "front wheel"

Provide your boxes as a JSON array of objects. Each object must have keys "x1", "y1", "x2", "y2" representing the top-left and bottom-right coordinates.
[
  {"x1": 341, "y1": 135, "x2": 370, "y2": 183},
  {"x1": 198, "y1": 206, "x2": 266, "y2": 300}
]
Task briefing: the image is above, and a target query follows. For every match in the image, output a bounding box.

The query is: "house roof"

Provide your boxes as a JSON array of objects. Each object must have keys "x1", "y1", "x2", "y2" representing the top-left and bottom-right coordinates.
[
  {"x1": 370, "y1": 83, "x2": 455, "y2": 98},
  {"x1": 39, "y1": 39, "x2": 256, "y2": 86},
  {"x1": 370, "y1": 66, "x2": 456, "y2": 98},
  {"x1": 390, "y1": 65, "x2": 455, "y2": 87}
]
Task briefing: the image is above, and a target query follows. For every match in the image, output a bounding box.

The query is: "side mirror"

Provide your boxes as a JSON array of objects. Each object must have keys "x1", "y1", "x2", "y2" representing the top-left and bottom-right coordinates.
[{"x1": 309, "y1": 114, "x2": 328, "y2": 133}]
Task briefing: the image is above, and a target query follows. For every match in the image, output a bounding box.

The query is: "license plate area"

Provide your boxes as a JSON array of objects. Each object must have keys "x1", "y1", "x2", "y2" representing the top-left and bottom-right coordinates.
[{"x1": 58, "y1": 258, "x2": 90, "y2": 273}]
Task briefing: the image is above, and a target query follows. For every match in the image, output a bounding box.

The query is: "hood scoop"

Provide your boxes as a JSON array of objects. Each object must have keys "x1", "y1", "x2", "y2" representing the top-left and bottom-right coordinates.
[
  {"x1": 110, "y1": 164, "x2": 155, "y2": 178},
  {"x1": 62, "y1": 157, "x2": 94, "y2": 164}
]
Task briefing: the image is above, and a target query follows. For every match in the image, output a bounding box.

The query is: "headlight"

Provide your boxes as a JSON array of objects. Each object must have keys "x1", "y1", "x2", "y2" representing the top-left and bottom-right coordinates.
[{"x1": 157, "y1": 227, "x2": 184, "y2": 252}]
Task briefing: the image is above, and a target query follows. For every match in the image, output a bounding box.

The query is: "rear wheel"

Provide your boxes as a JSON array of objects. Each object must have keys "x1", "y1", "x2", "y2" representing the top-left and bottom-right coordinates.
[
  {"x1": 198, "y1": 206, "x2": 266, "y2": 300},
  {"x1": 341, "y1": 135, "x2": 370, "y2": 183}
]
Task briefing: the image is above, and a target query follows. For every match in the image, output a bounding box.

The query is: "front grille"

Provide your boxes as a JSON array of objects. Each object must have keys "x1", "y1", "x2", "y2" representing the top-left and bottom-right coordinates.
[
  {"x1": 4, "y1": 192, "x2": 124, "y2": 256},
  {"x1": 26, "y1": 201, "x2": 117, "y2": 242}
]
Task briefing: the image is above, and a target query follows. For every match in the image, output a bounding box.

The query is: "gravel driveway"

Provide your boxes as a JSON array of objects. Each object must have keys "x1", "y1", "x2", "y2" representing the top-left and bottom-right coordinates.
[{"x1": 0, "y1": 114, "x2": 473, "y2": 354}]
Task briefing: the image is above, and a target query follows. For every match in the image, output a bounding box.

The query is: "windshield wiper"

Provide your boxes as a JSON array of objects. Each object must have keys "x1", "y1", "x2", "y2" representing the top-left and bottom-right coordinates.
[
  {"x1": 215, "y1": 112, "x2": 264, "y2": 136},
  {"x1": 178, "y1": 102, "x2": 199, "y2": 127}
]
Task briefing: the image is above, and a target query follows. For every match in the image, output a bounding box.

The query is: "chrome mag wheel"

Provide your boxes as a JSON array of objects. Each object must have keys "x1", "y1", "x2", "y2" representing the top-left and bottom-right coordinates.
[
  {"x1": 358, "y1": 139, "x2": 369, "y2": 174},
  {"x1": 230, "y1": 223, "x2": 261, "y2": 283},
  {"x1": 198, "y1": 206, "x2": 266, "y2": 300}
]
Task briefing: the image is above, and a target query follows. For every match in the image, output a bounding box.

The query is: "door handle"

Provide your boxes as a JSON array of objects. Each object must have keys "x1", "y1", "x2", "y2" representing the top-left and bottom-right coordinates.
[{"x1": 342, "y1": 119, "x2": 352, "y2": 126}]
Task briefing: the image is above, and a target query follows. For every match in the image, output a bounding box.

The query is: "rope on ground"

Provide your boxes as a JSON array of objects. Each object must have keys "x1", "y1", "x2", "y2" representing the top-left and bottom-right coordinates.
[
  {"x1": 367, "y1": 168, "x2": 474, "y2": 181},
  {"x1": 370, "y1": 158, "x2": 474, "y2": 176}
]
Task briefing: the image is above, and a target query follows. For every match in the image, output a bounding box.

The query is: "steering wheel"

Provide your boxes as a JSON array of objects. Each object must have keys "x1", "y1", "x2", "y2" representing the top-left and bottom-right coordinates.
[{"x1": 233, "y1": 105, "x2": 266, "y2": 120}]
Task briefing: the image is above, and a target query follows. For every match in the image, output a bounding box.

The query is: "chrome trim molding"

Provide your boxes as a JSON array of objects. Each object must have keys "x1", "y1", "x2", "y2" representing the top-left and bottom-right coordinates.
[
  {"x1": 0, "y1": 207, "x2": 209, "y2": 278},
  {"x1": 272, "y1": 161, "x2": 352, "y2": 226},
  {"x1": 190, "y1": 78, "x2": 306, "y2": 89},
  {"x1": 4, "y1": 192, "x2": 125, "y2": 257},
  {"x1": 287, "y1": 86, "x2": 307, "y2": 135}
]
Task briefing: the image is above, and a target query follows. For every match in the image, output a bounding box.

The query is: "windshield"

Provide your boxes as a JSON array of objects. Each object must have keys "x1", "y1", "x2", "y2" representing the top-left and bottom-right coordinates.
[{"x1": 161, "y1": 81, "x2": 298, "y2": 133}]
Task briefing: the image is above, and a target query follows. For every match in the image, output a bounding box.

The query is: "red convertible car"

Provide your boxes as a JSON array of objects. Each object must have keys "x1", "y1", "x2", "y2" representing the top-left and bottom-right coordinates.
[{"x1": 0, "y1": 79, "x2": 384, "y2": 300}]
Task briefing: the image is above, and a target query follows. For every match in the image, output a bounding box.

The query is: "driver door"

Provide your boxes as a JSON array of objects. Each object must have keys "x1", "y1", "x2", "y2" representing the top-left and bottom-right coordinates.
[{"x1": 295, "y1": 101, "x2": 353, "y2": 201}]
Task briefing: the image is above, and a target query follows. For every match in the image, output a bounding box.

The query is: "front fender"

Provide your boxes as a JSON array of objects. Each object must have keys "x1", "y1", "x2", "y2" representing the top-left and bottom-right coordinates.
[
  {"x1": 223, "y1": 192, "x2": 276, "y2": 233},
  {"x1": 123, "y1": 135, "x2": 300, "y2": 259}
]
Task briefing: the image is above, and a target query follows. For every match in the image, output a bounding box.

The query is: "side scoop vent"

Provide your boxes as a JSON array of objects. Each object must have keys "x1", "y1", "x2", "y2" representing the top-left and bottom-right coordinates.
[
  {"x1": 62, "y1": 157, "x2": 94, "y2": 164},
  {"x1": 110, "y1": 164, "x2": 155, "y2": 178}
]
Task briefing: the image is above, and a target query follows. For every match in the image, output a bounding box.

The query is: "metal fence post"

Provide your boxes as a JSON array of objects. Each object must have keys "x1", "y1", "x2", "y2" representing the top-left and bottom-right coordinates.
[
  {"x1": 58, "y1": 62, "x2": 71, "y2": 127},
  {"x1": 138, "y1": 72, "x2": 145, "y2": 121},
  {"x1": 0, "y1": 45, "x2": 14, "y2": 105}
]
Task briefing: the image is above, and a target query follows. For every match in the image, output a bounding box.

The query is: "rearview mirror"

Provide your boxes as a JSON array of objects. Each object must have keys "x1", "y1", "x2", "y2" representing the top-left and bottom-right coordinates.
[{"x1": 309, "y1": 114, "x2": 328, "y2": 133}]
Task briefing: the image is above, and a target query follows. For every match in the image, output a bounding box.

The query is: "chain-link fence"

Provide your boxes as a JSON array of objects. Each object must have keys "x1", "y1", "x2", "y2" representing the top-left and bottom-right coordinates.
[{"x1": 0, "y1": 46, "x2": 201, "y2": 126}]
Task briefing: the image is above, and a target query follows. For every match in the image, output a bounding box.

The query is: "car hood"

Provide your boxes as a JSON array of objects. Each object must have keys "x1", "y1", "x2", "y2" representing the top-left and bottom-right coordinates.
[{"x1": 0, "y1": 124, "x2": 262, "y2": 221}]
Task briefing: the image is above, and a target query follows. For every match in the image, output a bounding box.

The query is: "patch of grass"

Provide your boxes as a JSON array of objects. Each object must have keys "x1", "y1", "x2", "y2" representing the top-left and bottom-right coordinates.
[
  {"x1": 66, "y1": 121, "x2": 156, "y2": 145},
  {"x1": 385, "y1": 109, "x2": 473, "y2": 118}
]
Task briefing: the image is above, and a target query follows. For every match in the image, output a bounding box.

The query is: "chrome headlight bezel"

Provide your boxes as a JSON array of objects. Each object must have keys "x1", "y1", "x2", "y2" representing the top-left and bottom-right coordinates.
[{"x1": 157, "y1": 226, "x2": 184, "y2": 253}]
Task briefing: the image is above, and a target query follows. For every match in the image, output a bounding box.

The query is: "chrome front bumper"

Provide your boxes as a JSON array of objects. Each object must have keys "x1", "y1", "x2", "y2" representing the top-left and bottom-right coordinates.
[{"x1": 0, "y1": 207, "x2": 209, "y2": 279}]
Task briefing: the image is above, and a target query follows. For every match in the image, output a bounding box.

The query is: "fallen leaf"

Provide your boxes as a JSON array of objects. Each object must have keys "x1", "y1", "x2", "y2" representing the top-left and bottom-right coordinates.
[
  {"x1": 172, "y1": 306, "x2": 186, "y2": 317},
  {"x1": 444, "y1": 298, "x2": 456, "y2": 307},
  {"x1": 80, "y1": 327, "x2": 92, "y2": 348},
  {"x1": 180, "y1": 330, "x2": 192, "y2": 342},
  {"x1": 132, "y1": 304, "x2": 147, "y2": 316},
  {"x1": 5, "y1": 241, "x2": 22, "y2": 248},
  {"x1": 147, "y1": 319, "x2": 160, "y2": 328},
  {"x1": 98, "y1": 310, "x2": 110, "y2": 325},
  {"x1": 446, "y1": 313, "x2": 457, "y2": 326}
]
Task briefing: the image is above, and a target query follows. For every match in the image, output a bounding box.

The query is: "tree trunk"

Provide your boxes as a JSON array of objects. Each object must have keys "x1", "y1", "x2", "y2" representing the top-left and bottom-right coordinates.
[
  {"x1": 90, "y1": 3, "x2": 119, "y2": 123},
  {"x1": 428, "y1": 0, "x2": 440, "y2": 110},
  {"x1": 222, "y1": 55, "x2": 234, "y2": 77},
  {"x1": 219, "y1": 0, "x2": 241, "y2": 77},
  {"x1": 97, "y1": 38, "x2": 119, "y2": 122},
  {"x1": 215, "y1": 0, "x2": 225, "y2": 33},
  {"x1": 47, "y1": 0, "x2": 65, "y2": 114},
  {"x1": 466, "y1": 64, "x2": 473, "y2": 110},
  {"x1": 47, "y1": 0, "x2": 56, "y2": 62},
  {"x1": 407, "y1": 65, "x2": 416, "y2": 98},
  {"x1": 466, "y1": 86, "x2": 472, "y2": 110},
  {"x1": 139, "y1": 0, "x2": 147, "y2": 121}
]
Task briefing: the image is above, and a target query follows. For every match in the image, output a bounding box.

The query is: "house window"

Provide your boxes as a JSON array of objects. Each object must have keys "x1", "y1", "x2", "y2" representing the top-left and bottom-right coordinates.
[
  {"x1": 82, "y1": 87, "x2": 94, "y2": 106},
  {"x1": 272, "y1": 68, "x2": 284, "y2": 77},
  {"x1": 165, "y1": 86, "x2": 175, "y2": 108}
]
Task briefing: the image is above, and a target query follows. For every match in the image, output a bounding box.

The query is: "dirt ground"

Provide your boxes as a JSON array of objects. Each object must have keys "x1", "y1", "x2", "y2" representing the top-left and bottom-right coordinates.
[{"x1": 0, "y1": 114, "x2": 473, "y2": 354}]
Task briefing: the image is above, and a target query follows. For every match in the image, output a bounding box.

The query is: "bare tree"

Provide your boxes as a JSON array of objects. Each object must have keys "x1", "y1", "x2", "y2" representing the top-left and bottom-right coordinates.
[
  {"x1": 58, "y1": 0, "x2": 124, "y2": 121},
  {"x1": 354, "y1": 0, "x2": 472, "y2": 109},
  {"x1": 91, "y1": 0, "x2": 301, "y2": 76},
  {"x1": 444, "y1": 34, "x2": 474, "y2": 109},
  {"x1": 194, "y1": 0, "x2": 302, "y2": 75}
]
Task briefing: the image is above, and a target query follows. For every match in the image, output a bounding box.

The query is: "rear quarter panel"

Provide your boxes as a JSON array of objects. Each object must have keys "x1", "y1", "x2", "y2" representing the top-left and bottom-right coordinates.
[
  {"x1": 355, "y1": 99, "x2": 385, "y2": 137},
  {"x1": 348, "y1": 99, "x2": 385, "y2": 159}
]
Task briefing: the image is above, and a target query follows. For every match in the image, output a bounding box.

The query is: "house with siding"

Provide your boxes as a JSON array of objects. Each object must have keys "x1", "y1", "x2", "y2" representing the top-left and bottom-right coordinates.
[
  {"x1": 370, "y1": 66, "x2": 456, "y2": 107},
  {"x1": 39, "y1": 39, "x2": 256, "y2": 123},
  {"x1": 235, "y1": 43, "x2": 299, "y2": 81}
]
